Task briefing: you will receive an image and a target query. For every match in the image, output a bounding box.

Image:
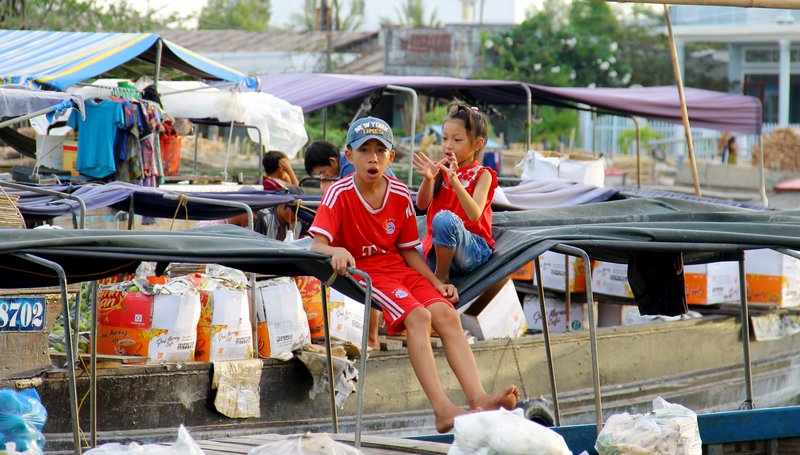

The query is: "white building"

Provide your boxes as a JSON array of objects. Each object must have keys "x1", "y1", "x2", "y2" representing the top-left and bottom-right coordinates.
[{"x1": 671, "y1": 6, "x2": 800, "y2": 125}]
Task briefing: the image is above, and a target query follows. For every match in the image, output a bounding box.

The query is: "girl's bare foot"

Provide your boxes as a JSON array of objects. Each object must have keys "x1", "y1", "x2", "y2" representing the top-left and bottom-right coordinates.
[
  {"x1": 434, "y1": 405, "x2": 474, "y2": 433},
  {"x1": 470, "y1": 385, "x2": 520, "y2": 411}
]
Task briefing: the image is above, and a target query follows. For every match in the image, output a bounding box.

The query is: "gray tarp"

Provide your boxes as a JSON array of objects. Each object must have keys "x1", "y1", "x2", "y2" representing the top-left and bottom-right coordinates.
[
  {"x1": 0, "y1": 225, "x2": 360, "y2": 296},
  {"x1": 452, "y1": 198, "x2": 800, "y2": 304}
]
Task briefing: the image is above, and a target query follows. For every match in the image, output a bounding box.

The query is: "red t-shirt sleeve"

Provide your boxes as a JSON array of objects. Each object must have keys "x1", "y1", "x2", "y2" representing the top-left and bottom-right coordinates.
[
  {"x1": 396, "y1": 196, "x2": 421, "y2": 250},
  {"x1": 309, "y1": 198, "x2": 339, "y2": 243}
]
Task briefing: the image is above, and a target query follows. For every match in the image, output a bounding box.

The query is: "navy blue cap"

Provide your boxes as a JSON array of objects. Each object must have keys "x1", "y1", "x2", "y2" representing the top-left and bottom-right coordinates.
[{"x1": 346, "y1": 116, "x2": 393, "y2": 150}]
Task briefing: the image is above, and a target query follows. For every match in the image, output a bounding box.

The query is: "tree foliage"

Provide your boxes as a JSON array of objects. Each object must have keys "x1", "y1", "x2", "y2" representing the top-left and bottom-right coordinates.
[
  {"x1": 382, "y1": 0, "x2": 441, "y2": 27},
  {"x1": 480, "y1": 0, "x2": 629, "y2": 88},
  {"x1": 198, "y1": 0, "x2": 272, "y2": 32},
  {"x1": 0, "y1": 0, "x2": 187, "y2": 32},
  {"x1": 293, "y1": 0, "x2": 365, "y2": 32}
]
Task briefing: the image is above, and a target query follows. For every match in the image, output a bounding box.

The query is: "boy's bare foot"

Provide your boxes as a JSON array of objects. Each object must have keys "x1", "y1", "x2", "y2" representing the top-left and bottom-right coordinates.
[
  {"x1": 471, "y1": 385, "x2": 520, "y2": 411},
  {"x1": 435, "y1": 405, "x2": 474, "y2": 433},
  {"x1": 368, "y1": 340, "x2": 380, "y2": 351}
]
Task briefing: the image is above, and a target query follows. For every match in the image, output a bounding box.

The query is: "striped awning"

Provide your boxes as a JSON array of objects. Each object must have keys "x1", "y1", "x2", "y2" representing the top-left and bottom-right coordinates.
[{"x1": 0, "y1": 29, "x2": 257, "y2": 90}]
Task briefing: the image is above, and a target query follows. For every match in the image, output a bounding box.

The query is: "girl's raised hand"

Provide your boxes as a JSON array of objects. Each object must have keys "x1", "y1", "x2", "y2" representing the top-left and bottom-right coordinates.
[
  {"x1": 437, "y1": 151, "x2": 458, "y2": 182},
  {"x1": 413, "y1": 151, "x2": 444, "y2": 181}
]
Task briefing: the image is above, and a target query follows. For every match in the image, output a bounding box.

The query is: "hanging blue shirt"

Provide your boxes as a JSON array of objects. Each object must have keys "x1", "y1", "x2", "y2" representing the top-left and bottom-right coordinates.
[{"x1": 67, "y1": 99, "x2": 124, "y2": 179}]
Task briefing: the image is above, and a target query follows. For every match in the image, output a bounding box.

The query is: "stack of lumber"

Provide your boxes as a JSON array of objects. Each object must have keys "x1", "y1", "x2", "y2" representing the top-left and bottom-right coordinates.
[{"x1": 753, "y1": 128, "x2": 800, "y2": 171}]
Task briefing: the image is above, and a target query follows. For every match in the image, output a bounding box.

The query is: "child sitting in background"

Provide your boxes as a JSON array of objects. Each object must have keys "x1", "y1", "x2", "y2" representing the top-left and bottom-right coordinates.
[
  {"x1": 262, "y1": 150, "x2": 300, "y2": 192},
  {"x1": 414, "y1": 102, "x2": 497, "y2": 284}
]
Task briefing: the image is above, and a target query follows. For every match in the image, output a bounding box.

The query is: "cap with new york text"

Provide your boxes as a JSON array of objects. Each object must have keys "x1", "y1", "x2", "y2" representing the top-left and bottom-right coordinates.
[{"x1": 346, "y1": 116, "x2": 394, "y2": 150}]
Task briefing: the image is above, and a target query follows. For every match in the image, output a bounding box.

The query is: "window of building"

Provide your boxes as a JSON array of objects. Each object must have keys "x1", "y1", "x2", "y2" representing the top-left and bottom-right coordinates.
[{"x1": 744, "y1": 47, "x2": 800, "y2": 63}]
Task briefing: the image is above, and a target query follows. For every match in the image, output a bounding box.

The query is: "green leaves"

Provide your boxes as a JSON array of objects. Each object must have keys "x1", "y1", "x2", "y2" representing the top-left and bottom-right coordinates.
[{"x1": 198, "y1": 0, "x2": 272, "y2": 32}]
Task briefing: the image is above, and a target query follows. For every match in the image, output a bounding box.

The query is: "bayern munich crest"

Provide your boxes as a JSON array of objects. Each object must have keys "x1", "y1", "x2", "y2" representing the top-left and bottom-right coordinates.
[
  {"x1": 386, "y1": 219, "x2": 396, "y2": 234},
  {"x1": 394, "y1": 288, "x2": 409, "y2": 299}
]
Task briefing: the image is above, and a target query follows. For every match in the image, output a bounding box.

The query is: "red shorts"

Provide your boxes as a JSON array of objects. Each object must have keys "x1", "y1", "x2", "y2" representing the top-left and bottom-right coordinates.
[{"x1": 357, "y1": 268, "x2": 451, "y2": 335}]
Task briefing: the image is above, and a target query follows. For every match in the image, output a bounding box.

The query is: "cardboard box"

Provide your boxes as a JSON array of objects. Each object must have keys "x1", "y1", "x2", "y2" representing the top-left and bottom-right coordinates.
[
  {"x1": 328, "y1": 289, "x2": 365, "y2": 346},
  {"x1": 96, "y1": 293, "x2": 201, "y2": 364},
  {"x1": 295, "y1": 276, "x2": 327, "y2": 340},
  {"x1": 509, "y1": 253, "x2": 589, "y2": 292},
  {"x1": 597, "y1": 303, "x2": 641, "y2": 327},
  {"x1": 684, "y1": 262, "x2": 740, "y2": 305},
  {"x1": 460, "y1": 278, "x2": 527, "y2": 340},
  {"x1": 255, "y1": 278, "x2": 311, "y2": 358},
  {"x1": 63, "y1": 140, "x2": 78, "y2": 176},
  {"x1": 523, "y1": 294, "x2": 588, "y2": 332},
  {"x1": 590, "y1": 261, "x2": 633, "y2": 299},
  {"x1": 745, "y1": 249, "x2": 800, "y2": 307},
  {"x1": 195, "y1": 289, "x2": 253, "y2": 362}
]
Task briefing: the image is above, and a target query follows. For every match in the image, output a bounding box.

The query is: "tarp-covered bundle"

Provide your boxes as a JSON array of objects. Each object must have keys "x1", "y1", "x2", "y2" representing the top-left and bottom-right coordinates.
[
  {"x1": 0, "y1": 30, "x2": 257, "y2": 90},
  {"x1": 0, "y1": 85, "x2": 85, "y2": 119}
]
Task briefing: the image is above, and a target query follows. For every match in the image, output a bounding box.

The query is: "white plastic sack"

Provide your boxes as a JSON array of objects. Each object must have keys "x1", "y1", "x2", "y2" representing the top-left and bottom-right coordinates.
[
  {"x1": 255, "y1": 277, "x2": 312, "y2": 359},
  {"x1": 558, "y1": 158, "x2": 605, "y2": 187},
  {"x1": 448, "y1": 408, "x2": 571, "y2": 455},
  {"x1": 595, "y1": 397, "x2": 701, "y2": 455},
  {"x1": 248, "y1": 433, "x2": 362, "y2": 455},
  {"x1": 521, "y1": 151, "x2": 559, "y2": 182},
  {"x1": 83, "y1": 425, "x2": 204, "y2": 455}
]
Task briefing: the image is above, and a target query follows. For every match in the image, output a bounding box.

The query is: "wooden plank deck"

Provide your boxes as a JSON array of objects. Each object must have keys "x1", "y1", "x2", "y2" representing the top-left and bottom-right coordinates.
[{"x1": 184, "y1": 433, "x2": 450, "y2": 455}]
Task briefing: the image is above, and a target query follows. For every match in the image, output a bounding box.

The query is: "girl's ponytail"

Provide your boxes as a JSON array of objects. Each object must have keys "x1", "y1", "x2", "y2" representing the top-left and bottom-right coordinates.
[{"x1": 434, "y1": 101, "x2": 489, "y2": 196}]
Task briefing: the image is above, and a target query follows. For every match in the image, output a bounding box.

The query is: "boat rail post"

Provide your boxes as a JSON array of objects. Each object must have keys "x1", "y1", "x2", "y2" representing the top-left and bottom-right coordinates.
[
  {"x1": 385, "y1": 85, "x2": 417, "y2": 188},
  {"x1": 161, "y1": 193, "x2": 254, "y2": 230},
  {"x1": 127, "y1": 196, "x2": 135, "y2": 230},
  {"x1": 0, "y1": 181, "x2": 87, "y2": 229},
  {"x1": 89, "y1": 281, "x2": 99, "y2": 447},
  {"x1": 320, "y1": 280, "x2": 339, "y2": 433},
  {"x1": 554, "y1": 244, "x2": 603, "y2": 435},
  {"x1": 14, "y1": 253, "x2": 82, "y2": 454},
  {"x1": 346, "y1": 267, "x2": 372, "y2": 451},
  {"x1": 736, "y1": 251, "x2": 754, "y2": 409},
  {"x1": 519, "y1": 83, "x2": 532, "y2": 153},
  {"x1": 533, "y1": 256, "x2": 561, "y2": 425}
]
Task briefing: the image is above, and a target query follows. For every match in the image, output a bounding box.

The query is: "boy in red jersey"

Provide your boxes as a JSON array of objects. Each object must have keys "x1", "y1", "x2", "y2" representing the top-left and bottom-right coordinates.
[{"x1": 309, "y1": 116, "x2": 518, "y2": 433}]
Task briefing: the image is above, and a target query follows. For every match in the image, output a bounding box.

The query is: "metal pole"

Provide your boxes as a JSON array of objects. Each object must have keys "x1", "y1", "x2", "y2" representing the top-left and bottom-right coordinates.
[
  {"x1": 154, "y1": 40, "x2": 163, "y2": 91},
  {"x1": 14, "y1": 253, "x2": 82, "y2": 454},
  {"x1": 664, "y1": 4, "x2": 701, "y2": 196},
  {"x1": 0, "y1": 181, "x2": 87, "y2": 229},
  {"x1": 632, "y1": 116, "x2": 642, "y2": 189},
  {"x1": 519, "y1": 83, "x2": 532, "y2": 153},
  {"x1": 737, "y1": 253, "x2": 754, "y2": 409},
  {"x1": 564, "y1": 254, "x2": 572, "y2": 333},
  {"x1": 322, "y1": 107, "x2": 329, "y2": 141},
  {"x1": 386, "y1": 85, "x2": 418, "y2": 187},
  {"x1": 0, "y1": 105, "x2": 59, "y2": 129},
  {"x1": 127, "y1": 196, "x2": 135, "y2": 230},
  {"x1": 193, "y1": 130, "x2": 199, "y2": 176},
  {"x1": 592, "y1": 109, "x2": 598, "y2": 158},
  {"x1": 348, "y1": 267, "x2": 372, "y2": 451},
  {"x1": 89, "y1": 281, "x2": 98, "y2": 447},
  {"x1": 321, "y1": 284, "x2": 339, "y2": 433},
  {"x1": 554, "y1": 244, "x2": 602, "y2": 435},
  {"x1": 533, "y1": 257, "x2": 561, "y2": 425}
]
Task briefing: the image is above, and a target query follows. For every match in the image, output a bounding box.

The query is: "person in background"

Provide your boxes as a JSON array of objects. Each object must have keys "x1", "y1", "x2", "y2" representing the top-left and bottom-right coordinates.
[
  {"x1": 304, "y1": 139, "x2": 395, "y2": 192},
  {"x1": 414, "y1": 102, "x2": 496, "y2": 284},
  {"x1": 309, "y1": 116, "x2": 518, "y2": 433},
  {"x1": 726, "y1": 136, "x2": 738, "y2": 165},
  {"x1": 262, "y1": 150, "x2": 300, "y2": 191}
]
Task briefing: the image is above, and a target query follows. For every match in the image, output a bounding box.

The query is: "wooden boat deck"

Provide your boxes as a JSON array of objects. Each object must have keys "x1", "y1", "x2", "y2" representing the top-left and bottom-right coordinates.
[{"x1": 182, "y1": 433, "x2": 450, "y2": 455}]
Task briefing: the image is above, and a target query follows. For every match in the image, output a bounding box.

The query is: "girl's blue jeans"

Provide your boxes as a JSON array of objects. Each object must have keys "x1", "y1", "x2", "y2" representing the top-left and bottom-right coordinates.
[{"x1": 422, "y1": 210, "x2": 492, "y2": 275}]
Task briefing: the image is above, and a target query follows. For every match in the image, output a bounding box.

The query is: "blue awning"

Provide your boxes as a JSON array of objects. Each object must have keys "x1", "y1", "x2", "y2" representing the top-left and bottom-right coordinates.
[{"x1": 0, "y1": 30, "x2": 257, "y2": 90}]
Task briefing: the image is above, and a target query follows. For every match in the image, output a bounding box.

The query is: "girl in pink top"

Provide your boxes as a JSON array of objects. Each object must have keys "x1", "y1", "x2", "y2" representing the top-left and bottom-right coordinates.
[{"x1": 414, "y1": 102, "x2": 497, "y2": 284}]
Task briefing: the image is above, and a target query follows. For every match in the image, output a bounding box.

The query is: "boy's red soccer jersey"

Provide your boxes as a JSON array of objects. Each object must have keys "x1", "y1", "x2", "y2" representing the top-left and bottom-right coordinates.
[{"x1": 309, "y1": 174, "x2": 420, "y2": 271}]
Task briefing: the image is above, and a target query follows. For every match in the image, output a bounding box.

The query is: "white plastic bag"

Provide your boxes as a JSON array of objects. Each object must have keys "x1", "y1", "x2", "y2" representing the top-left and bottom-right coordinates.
[
  {"x1": 83, "y1": 425, "x2": 204, "y2": 454},
  {"x1": 448, "y1": 408, "x2": 571, "y2": 455},
  {"x1": 595, "y1": 397, "x2": 701, "y2": 455},
  {"x1": 248, "y1": 433, "x2": 362, "y2": 455}
]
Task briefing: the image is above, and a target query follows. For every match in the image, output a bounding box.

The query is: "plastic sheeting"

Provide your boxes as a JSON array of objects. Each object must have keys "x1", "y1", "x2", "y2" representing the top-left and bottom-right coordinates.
[{"x1": 0, "y1": 85, "x2": 84, "y2": 119}]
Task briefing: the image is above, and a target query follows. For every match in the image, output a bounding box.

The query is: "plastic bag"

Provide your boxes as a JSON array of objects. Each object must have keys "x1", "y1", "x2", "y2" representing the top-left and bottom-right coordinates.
[
  {"x1": 83, "y1": 425, "x2": 203, "y2": 454},
  {"x1": 595, "y1": 397, "x2": 701, "y2": 455},
  {"x1": 448, "y1": 408, "x2": 572, "y2": 455},
  {"x1": 0, "y1": 388, "x2": 47, "y2": 455},
  {"x1": 248, "y1": 433, "x2": 362, "y2": 455}
]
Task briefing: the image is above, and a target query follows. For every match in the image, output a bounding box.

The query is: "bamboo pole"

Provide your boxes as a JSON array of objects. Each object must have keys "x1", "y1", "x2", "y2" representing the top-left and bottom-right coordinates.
[
  {"x1": 608, "y1": 0, "x2": 800, "y2": 9},
  {"x1": 664, "y1": 4, "x2": 702, "y2": 197}
]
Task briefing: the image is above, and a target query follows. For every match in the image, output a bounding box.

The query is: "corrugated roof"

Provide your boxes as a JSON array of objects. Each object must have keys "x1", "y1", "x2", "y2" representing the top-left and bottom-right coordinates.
[{"x1": 157, "y1": 29, "x2": 379, "y2": 53}]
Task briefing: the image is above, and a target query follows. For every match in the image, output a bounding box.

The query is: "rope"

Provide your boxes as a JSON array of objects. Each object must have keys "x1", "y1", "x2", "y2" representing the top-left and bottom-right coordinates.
[
  {"x1": 169, "y1": 194, "x2": 189, "y2": 231},
  {"x1": 0, "y1": 184, "x2": 25, "y2": 228}
]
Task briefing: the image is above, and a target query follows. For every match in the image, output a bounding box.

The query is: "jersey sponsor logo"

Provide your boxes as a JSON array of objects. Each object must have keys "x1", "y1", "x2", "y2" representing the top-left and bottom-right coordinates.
[
  {"x1": 386, "y1": 218, "x2": 396, "y2": 234},
  {"x1": 361, "y1": 244, "x2": 379, "y2": 257},
  {"x1": 393, "y1": 288, "x2": 409, "y2": 299}
]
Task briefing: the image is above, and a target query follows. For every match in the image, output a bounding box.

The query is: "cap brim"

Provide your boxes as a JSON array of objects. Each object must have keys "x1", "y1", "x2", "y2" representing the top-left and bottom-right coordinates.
[{"x1": 349, "y1": 135, "x2": 393, "y2": 150}]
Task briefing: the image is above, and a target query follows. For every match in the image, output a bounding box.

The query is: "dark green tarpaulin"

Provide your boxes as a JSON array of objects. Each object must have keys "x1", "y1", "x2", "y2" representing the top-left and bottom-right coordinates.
[
  {"x1": 0, "y1": 225, "x2": 361, "y2": 296},
  {"x1": 452, "y1": 198, "x2": 800, "y2": 304}
]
